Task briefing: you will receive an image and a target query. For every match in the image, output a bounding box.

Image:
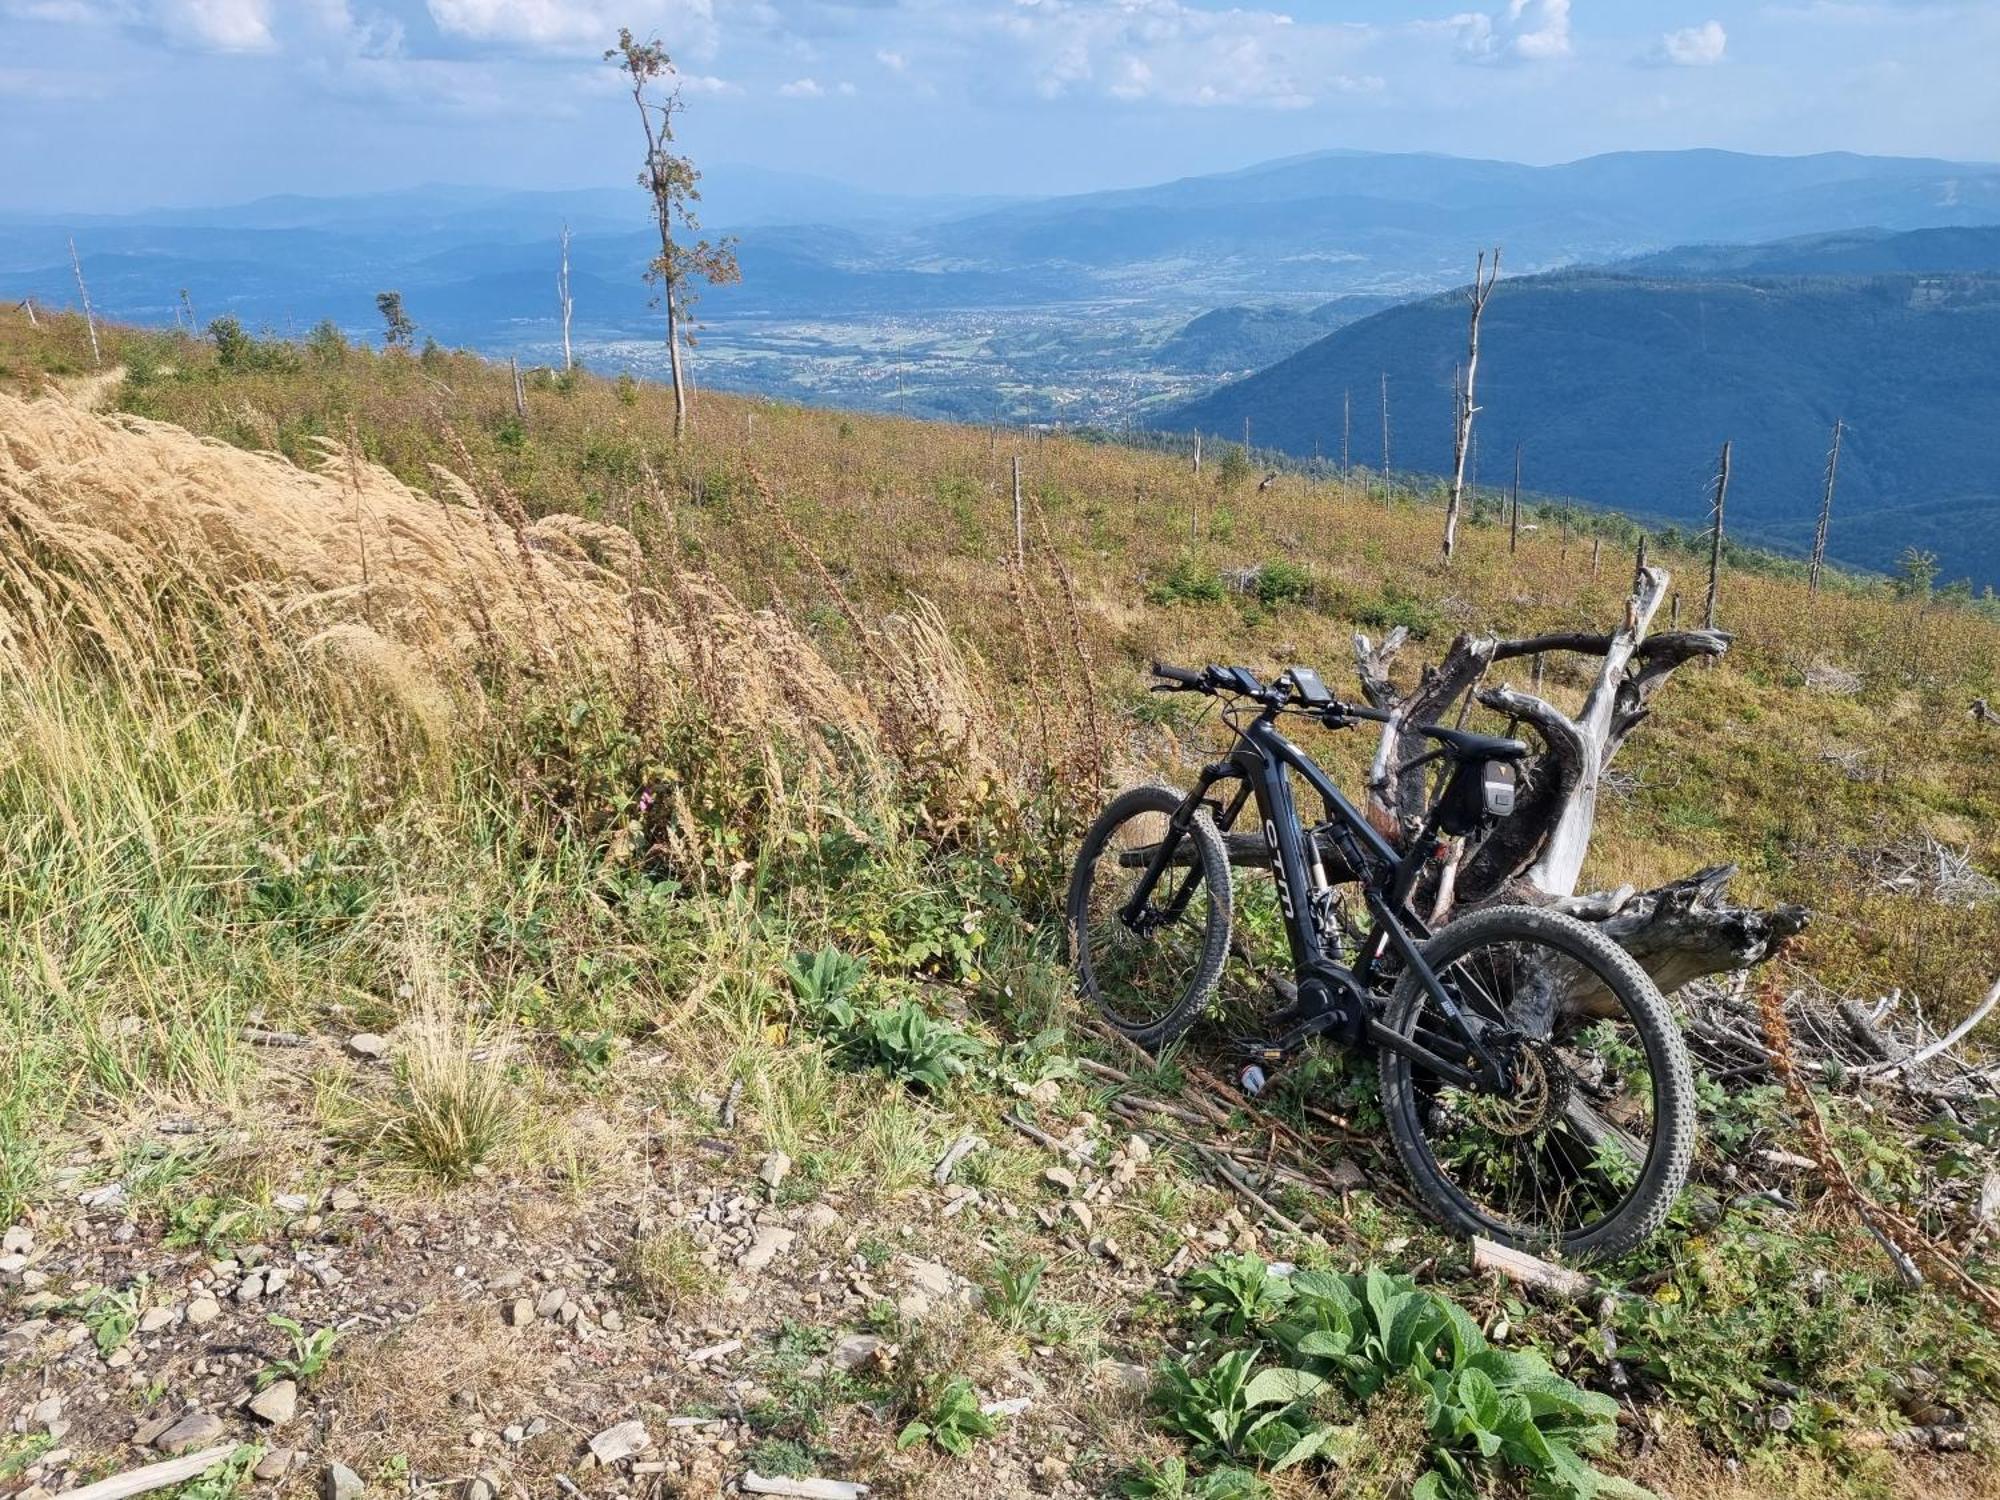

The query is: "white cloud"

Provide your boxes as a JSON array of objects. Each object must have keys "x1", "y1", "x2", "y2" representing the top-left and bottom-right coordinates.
[
  {"x1": 1445, "y1": 0, "x2": 1571, "y2": 64},
  {"x1": 1654, "y1": 18, "x2": 1727, "y2": 65},
  {"x1": 424, "y1": 0, "x2": 718, "y2": 57},
  {"x1": 160, "y1": 0, "x2": 272, "y2": 50},
  {"x1": 874, "y1": 47, "x2": 905, "y2": 71},
  {"x1": 778, "y1": 75, "x2": 822, "y2": 95},
  {"x1": 985, "y1": 0, "x2": 1375, "y2": 110}
]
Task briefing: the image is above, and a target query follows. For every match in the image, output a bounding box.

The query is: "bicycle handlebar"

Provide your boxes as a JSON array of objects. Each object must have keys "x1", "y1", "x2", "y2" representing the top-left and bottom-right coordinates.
[{"x1": 1149, "y1": 660, "x2": 1392, "y2": 725}]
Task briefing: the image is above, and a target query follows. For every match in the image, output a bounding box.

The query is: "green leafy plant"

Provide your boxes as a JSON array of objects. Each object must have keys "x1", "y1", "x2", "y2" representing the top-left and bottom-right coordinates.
[
  {"x1": 167, "y1": 1444, "x2": 260, "y2": 1500},
  {"x1": 1147, "y1": 555, "x2": 1225, "y2": 606},
  {"x1": 859, "y1": 1001, "x2": 984, "y2": 1091},
  {"x1": 73, "y1": 1285, "x2": 141, "y2": 1355},
  {"x1": 257, "y1": 1314, "x2": 340, "y2": 1389},
  {"x1": 787, "y1": 946, "x2": 866, "y2": 1030},
  {"x1": 896, "y1": 1377, "x2": 1001, "y2": 1457},
  {"x1": 1162, "y1": 1257, "x2": 1650, "y2": 1500},
  {"x1": 984, "y1": 1254, "x2": 1046, "y2": 1333},
  {"x1": 1119, "y1": 1456, "x2": 1269, "y2": 1499}
]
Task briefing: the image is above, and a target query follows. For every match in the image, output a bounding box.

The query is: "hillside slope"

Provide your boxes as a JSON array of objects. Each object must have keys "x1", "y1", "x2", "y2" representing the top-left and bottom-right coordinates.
[
  {"x1": 2, "y1": 310, "x2": 1998, "y2": 1500},
  {"x1": 1166, "y1": 270, "x2": 2000, "y2": 586}
]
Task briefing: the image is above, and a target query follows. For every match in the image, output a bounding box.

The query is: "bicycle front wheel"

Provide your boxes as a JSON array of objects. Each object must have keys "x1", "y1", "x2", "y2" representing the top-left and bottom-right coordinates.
[
  {"x1": 1067, "y1": 784, "x2": 1232, "y2": 1050},
  {"x1": 1377, "y1": 905, "x2": 1694, "y2": 1261}
]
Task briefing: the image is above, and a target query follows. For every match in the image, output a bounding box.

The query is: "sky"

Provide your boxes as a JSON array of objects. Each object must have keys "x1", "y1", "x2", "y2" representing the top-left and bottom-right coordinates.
[{"x1": 3, "y1": 0, "x2": 1997, "y2": 212}]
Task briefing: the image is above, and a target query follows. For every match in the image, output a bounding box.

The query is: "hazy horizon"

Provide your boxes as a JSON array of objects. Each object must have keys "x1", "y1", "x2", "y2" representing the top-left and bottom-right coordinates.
[{"x1": 5, "y1": 1, "x2": 1999, "y2": 214}]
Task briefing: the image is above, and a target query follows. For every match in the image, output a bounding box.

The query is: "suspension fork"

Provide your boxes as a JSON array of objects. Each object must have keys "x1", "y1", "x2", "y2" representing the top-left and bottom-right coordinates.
[{"x1": 1117, "y1": 762, "x2": 1242, "y2": 927}]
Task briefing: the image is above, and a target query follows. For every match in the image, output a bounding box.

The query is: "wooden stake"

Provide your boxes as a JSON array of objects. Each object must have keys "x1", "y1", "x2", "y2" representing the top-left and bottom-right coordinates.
[
  {"x1": 1508, "y1": 444, "x2": 1521, "y2": 555},
  {"x1": 1192, "y1": 430, "x2": 1202, "y2": 475},
  {"x1": 510, "y1": 355, "x2": 526, "y2": 420},
  {"x1": 1011, "y1": 454, "x2": 1025, "y2": 567},
  {"x1": 1591, "y1": 537, "x2": 1602, "y2": 578},
  {"x1": 1706, "y1": 438, "x2": 1731, "y2": 630},
  {"x1": 1809, "y1": 417, "x2": 1841, "y2": 595},
  {"x1": 1341, "y1": 387, "x2": 1351, "y2": 481},
  {"x1": 68, "y1": 235, "x2": 100, "y2": 367}
]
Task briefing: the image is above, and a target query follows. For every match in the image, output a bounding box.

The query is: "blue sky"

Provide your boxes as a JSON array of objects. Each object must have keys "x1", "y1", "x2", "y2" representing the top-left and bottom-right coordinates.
[{"x1": 3, "y1": 1, "x2": 1996, "y2": 211}]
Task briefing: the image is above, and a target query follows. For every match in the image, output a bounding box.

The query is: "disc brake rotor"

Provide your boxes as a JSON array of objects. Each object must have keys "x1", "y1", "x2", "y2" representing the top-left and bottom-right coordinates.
[{"x1": 1462, "y1": 1042, "x2": 1571, "y2": 1137}]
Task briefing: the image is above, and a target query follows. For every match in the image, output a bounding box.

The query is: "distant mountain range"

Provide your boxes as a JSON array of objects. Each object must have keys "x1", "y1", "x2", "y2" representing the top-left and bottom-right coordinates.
[
  {"x1": 1166, "y1": 229, "x2": 2000, "y2": 586},
  {"x1": 8, "y1": 146, "x2": 2000, "y2": 340},
  {"x1": 7, "y1": 148, "x2": 2000, "y2": 579}
]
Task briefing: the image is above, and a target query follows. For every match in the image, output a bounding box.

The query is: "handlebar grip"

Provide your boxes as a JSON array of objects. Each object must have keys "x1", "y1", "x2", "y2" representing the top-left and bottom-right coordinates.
[
  {"x1": 1150, "y1": 661, "x2": 1203, "y2": 688},
  {"x1": 1334, "y1": 701, "x2": 1394, "y2": 724}
]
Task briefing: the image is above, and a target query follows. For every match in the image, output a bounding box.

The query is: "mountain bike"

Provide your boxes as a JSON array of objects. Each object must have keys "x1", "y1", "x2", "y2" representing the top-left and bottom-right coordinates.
[{"x1": 1067, "y1": 662, "x2": 1694, "y2": 1259}]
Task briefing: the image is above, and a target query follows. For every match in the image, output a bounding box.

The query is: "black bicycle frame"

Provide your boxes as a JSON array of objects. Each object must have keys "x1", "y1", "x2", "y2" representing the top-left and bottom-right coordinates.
[{"x1": 1135, "y1": 708, "x2": 1508, "y2": 1093}]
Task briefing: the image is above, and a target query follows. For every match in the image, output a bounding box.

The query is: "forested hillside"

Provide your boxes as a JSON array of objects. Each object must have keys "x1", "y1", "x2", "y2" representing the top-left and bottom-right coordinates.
[{"x1": 1167, "y1": 269, "x2": 2000, "y2": 586}]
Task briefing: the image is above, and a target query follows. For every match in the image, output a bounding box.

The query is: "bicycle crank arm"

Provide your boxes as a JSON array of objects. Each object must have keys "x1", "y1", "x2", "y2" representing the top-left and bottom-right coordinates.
[{"x1": 1365, "y1": 1019, "x2": 1484, "y2": 1092}]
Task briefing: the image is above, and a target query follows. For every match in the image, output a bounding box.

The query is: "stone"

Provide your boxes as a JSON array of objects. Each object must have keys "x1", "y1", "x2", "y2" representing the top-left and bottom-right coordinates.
[
  {"x1": 802, "y1": 1204, "x2": 842, "y2": 1234},
  {"x1": 904, "y1": 1259, "x2": 955, "y2": 1298},
  {"x1": 1124, "y1": 1134, "x2": 1152, "y2": 1164},
  {"x1": 155, "y1": 1411, "x2": 226, "y2": 1454},
  {"x1": 1094, "y1": 1359, "x2": 1152, "y2": 1396},
  {"x1": 737, "y1": 1226, "x2": 795, "y2": 1274},
  {"x1": 1042, "y1": 1167, "x2": 1077, "y2": 1193},
  {"x1": 463, "y1": 1472, "x2": 502, "y2": 1500},
  {"x1": 503, "y1": 1299, "x2": 535, "y2": 1328},
  {"x1": 248, "y1": 1379, "x2": 298, "y2": 1427},
  {"x1": 757, "y1": 1152, "x2": 792, "y2": 1190},
  {"x1": 535, "y1": 1289, "x2": 567, "y2": 1320},
  {"x1": 78, "y1": 1183, "x2": 128, "y2": 1212},
  {"x1": 600, "y1": 1309, "x2": 624, "y2": 1332},
  {"x1": 587, "y1": 1419, "x2": 649, "y2": 1465},
  {"x1": 273, "y1": 1194, "x2": 311, "y2": 1215},
  {"x1": 346, "y1": 1034, "x2": 389, "y2": 1061},
  {"x1": 324, "y1": 1462, "x2": 365, "y2": 1500},
  {"x1": 139, "y1": 1306, "x2": 176, "y2": 1333},
  {"x1": 186, "y1": 1296, "x2": 222, "y2": 1327},
  {"x1": 329, "y1": 1189, "x2": 363, "y2": 1213},
  {"x1": 105, "y1": 1347, "x2": 133, "y2": 1369},
  {"x1": 830, "y1": 1334, "x2": 888, "y2": 1372},
  {"x1": 254, "y1": 1449, "x2": 295, "y2": 1482},
  {"x1": 30, "y1": 1396, "x2": 62, "y2": 1429},
  {"x1": 263, "y1": 1268, "x2": 291, "y2": 1296},
  {"x1": 1, "y1": 1226, "x2": 30, "y2": 1255}
]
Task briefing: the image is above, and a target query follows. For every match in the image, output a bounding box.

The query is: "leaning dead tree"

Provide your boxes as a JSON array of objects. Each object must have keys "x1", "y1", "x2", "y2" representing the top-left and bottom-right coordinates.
[
  {"x1": 1350, "y1": 554, "x2": 1806, "y2": 992},
  {"x1": 557, "y1": 221, "x2": 575, "y2": 372},
  {"x1": 1441, "y1": 248, "x2": 1500, "y2": 563}
]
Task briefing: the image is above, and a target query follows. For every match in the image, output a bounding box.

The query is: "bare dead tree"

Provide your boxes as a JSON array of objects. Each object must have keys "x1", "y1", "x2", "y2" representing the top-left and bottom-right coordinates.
[
  {"x1": 18, "y1": 298, "x2": 37, "y2": 329},
  {"x1": 1809, "y1": 417, "x2": 1842, "y2": 594},
  {"x1": 1508, "y1": 444, "x2": 1522, "y2": 555},
  {"x1": 67, "y1": 237, "x2": 100, "y2": 367},
  {"x1": 510, "y1": 355, "x2": 527, "y2": 420},
  {"x1": 1341, "y1": 387, "x2": 1351, "y2": 481},
  {"x1": 1011, "y1": 454, "x2": 1025, "y2": 567},
  {"x1": 557, "y1": 222, "x2": 575, "y2": 372},
  {"x1": 1441, "y1": 249, "x2": 1500, "y2": 563},
  {"x1": 1192, "y1": 430, "x2": 1202, "y2": 475},
  {"x1": 1706, "y1": 439, "x2": 1732, "y2": 630},
  {"x1": 1348, "y1": 559, "x2": 1806, "y2": 990},
  {"x1": 1379, "y1": 371, "x2": 1391, "y2": 477},
  {"x1": 608, "y1": 29, "x2": 740, "y2": 443}
]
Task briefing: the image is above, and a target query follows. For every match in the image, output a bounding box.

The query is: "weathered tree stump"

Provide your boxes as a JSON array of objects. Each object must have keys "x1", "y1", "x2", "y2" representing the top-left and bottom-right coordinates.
[{"x1": 1351, "y1": 559, "x2": 1806, "y2": 990}]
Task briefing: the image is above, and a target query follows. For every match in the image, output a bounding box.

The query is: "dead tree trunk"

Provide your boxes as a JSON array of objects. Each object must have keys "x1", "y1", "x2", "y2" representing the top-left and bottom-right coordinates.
[
  {"x1": 1379, "y1": 372, "x2": 1391, "y2": 478},
  {"x1": 1508, "y1": 445, "x2": 1521, "y2": 555},
  {"x1": 1351, "y1": 559, "x2": 1806, "y2": 992},
  {"x1": 1706, "y1": 439, "x2": 1730, "y2": 630},
  {"x1": 557, "y1": 222, "x2": 575, "y2": 372},
  {"x1": 68, "y1": 237, "x2": 101, "y2": 367},
  {"x1": 1442, "y1": 249, "x2": 1499, "y2": 563},
  {"x1": 1809, "y1": 419, "x2": 1841, "y2": 594}
]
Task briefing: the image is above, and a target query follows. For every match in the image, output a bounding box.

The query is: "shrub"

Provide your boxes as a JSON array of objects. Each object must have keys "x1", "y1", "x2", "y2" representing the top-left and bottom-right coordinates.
[
  {"x1": 1149, "y1": 555, "x2": 1225, "y2": 606},
  {"x1": 1253, "y1": 560, "x2": 1312, "y2": 608}
]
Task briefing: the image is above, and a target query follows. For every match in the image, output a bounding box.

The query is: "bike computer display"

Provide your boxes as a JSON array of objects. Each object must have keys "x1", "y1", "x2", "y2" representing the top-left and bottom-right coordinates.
[{"x1": 1288, "y1": 665, "x2": 1333, "y2": 707}]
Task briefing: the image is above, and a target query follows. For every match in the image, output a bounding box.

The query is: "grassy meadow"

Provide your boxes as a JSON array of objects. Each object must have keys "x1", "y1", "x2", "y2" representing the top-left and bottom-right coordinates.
[{"x1": 1, "y1": 305, "x2": 1998, "y2": 1500}]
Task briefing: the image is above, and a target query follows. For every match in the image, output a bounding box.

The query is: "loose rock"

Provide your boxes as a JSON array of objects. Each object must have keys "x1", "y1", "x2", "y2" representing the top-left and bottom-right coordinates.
[
  {"x1": 155, "y1": 1412, "x2": 226, "y2": 1454},
  {"x1": 738, "y1": 1226, "x2": 796, "y2": 1274},
  {"x1": 325, "y1": 1462, "x2": 365, "y2": 1500},
  {"x1": 248, "y1": 1379, "x2": 298, "y2": 1427},
  {"x1": 186, "y1": 1296, "x2": 222, "y2": 1327},
  {"x1": 346, "y1": 1034, "x2": 390, "y2": 1061},
  {"x1": 587, "y1": 1419, "x2": 649, "y2": 1466}
]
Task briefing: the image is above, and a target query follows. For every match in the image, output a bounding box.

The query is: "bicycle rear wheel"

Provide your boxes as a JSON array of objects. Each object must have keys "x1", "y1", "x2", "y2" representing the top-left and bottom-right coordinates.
[
  {"x1": 1377, "y1": 905, "x2": 1694, "y2": 1260},
  {"x1": 1067, "y1": 784, "x2": 1232, "y2": 1049}
]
